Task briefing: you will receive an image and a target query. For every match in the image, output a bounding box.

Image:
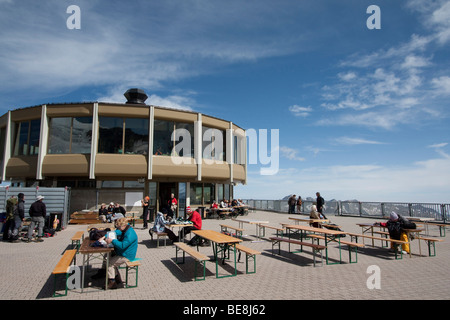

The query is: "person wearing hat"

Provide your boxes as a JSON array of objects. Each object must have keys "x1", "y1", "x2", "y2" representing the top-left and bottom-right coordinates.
[
  {"x1": 179, "y1": 206, "x2": 202, "y2": 242},
  {"x1": 377, "y1": 211, "x2": 416, "y2": 254},
  {"x1": 25, "y1": 195, "x2": 47, "y2": 242}
]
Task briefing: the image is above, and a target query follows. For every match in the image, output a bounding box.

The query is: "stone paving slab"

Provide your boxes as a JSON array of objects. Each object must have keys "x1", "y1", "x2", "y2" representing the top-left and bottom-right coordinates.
[{"x1": 1, "y1": 210, "x2": 449, "y2": 302}]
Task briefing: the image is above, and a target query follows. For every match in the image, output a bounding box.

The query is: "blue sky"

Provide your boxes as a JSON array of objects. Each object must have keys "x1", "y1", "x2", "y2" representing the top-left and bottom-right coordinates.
[{"x1": 0, "y1": 0, "x2": 449, "y2": 203}]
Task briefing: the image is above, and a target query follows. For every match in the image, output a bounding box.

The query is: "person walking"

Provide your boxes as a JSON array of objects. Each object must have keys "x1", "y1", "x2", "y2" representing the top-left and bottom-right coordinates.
[{"x1": 25, "y1": 195, "x2": 47, "y2": 242}]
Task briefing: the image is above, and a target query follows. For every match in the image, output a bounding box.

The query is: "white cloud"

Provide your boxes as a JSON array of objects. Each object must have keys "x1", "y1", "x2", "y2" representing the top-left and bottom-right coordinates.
[
  {"x1": 428, "y1": 142, "x2": 448, "y2": 148},
  {"x1": 279, "y1": 146, "x2": 305, "y2": 161},
  {"x1": 333, "y1": 137, "x2": 385, "y2": 145},
  {"x1": 288, "y1": 105, "x2": 312, "y2": 117},
  {"x1": 237, "y1": 154, "x2": 450, "y2": 203},
  {"x1": 431, "y1": 76, "x2": 450, "y2": 95}
]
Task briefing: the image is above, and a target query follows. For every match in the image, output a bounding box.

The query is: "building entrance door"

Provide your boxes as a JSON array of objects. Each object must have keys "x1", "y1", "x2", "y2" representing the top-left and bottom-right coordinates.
[{"x1": 158, "y1": 182, "x2": 177, "y2": 217}]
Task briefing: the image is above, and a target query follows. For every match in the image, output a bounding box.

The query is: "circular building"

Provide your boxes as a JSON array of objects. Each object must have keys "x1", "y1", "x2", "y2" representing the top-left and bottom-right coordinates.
[{"x1": 0, "y1": 89, "x2": 247, "y2": 217}]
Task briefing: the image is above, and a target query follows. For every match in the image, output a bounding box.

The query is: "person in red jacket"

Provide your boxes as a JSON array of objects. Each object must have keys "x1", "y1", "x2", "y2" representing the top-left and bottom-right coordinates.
[{"x1": 180, "y1": 206, "x2": 202, "y2": 240}]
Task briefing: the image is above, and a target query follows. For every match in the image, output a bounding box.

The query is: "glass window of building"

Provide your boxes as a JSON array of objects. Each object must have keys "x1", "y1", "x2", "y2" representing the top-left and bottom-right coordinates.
[
  {"x1": 217, "y1": 184, "x2": 224, "y2": 202},
  {"x1": 13, "y1": 119, "x2": 41, "y2": 156},
  {"x1": 233, "y1": 134, "x2": 245, "y2": 165},
  {"x1": 71, "y1": 117, "x2": 92, "y2": 153},
  {"x1": 48, "y1": 117, "x2": 92, "y2": 154},
  {"x1": 224, "y1": 184, "x2": 230, "y2": 201},
  {"x1": 174, "y1": 122, "x2": 194, "y2": 157},
  {"x1": 98, "y1": 117, "x2": 123, "y2": 154},
  {"x1": 99, "y1": 117, "x2": 148, "y2": 154},
  {"x1": 48, "y1": 118, "x2": 71, "y2": 154},
  {"x1": 124, "y1": 118, "x2": 149, "y2": 154},
  {"x1": 190, "y1": 183, "x2": 203, "y2": 205},
  {"x1": 153, "y1": 120, "x2": 194, "y2": 157},
  {"x1": 202, "y1": 127, "x2": 225, "y2": 161},
  {"x1": 153, "y1": 120, "x2": 174, "y2": 156},
  {"x1": 203, "y1": 183, "x2": 215, "y2": 205}
]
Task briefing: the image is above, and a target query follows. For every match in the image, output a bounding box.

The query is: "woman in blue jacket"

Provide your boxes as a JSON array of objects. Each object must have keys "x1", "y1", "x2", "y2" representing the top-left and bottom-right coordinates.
[{"x1": 103, "y1": 218, "x2": 138, "y2": 289}]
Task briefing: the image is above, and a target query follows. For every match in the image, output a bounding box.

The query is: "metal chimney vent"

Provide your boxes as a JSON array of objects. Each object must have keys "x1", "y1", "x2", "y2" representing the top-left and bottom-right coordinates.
[{"x1": 124, "y1": 88, "x2": 148, "y2": 105}]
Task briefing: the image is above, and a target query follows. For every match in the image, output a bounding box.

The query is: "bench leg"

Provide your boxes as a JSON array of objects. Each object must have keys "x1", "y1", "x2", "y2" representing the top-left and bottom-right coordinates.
[
  {"x1": 439, "y1": 226, "x2": 446, "y2": 237},
  {"x1": 125, "y1": 265, "x2": 139, "y2": 288},
  {"x1": 245, "y1": 254, "x2": 257, "y2": 274},
  {"x1": 348, "y1": 246, "x2": 358, "y2": 264},
  {"x1": 427, "y1": 241, "x2": 436, "y2": 257},
  {"x1": 53, "y1": 273, "x2": 70, "y2": 297},
  {"x1": 194, "y1": 260, "x2": 206, "y2": 281},
  {"x1": 393, "y1": 244, "x2": 403, "y2": 260},
  {"x1": 175, "y1": 247, "x2": 186, "y2": 264},
  {"x1": 312, "y1": 248, "x2": 323, "y2": 267}
]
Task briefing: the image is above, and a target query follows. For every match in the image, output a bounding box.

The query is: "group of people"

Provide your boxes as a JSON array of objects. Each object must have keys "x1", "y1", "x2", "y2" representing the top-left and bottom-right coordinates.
[
  {"x1": 98, "y1": 202, "x2": 127, "y2": 223},
  {"x1": 288, "y1": 192, "x2": 325, "y2": 215},
  {"x1": 151, "y1": 205, "x2": 205, "y2": 246},
  {"x1": 2, "y1": 193, "x2": 49, "y2": 243},
  {"x1": 207, "y1": 198, "x2": 247, "y2": 217},
  {"x1": 140, "y1": 193, "x2": 178, "y2": 229}
]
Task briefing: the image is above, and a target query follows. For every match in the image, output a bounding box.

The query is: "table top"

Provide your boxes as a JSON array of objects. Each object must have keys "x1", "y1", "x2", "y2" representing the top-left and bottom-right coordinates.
[
  {"x1": 289, "y1": 217, "x2": 330, "y2": 223},
  {"x1": 79, "y1": 238, "x2": 114, "y2": 254},
  {"x1": 233, "y1": 218, "x2": 269, "y2": 224},
  {"x1": 167, "y1": 223, "x2": 192, "y2": 229},
  {"x1": 193, "y1": 230, "x2": 242, "y2": 244},
  {"x1": 407, "y1": 217, "x2": 436, "y2": 222},
  {"x1": 357, "y1": 223, "x2": 424, "y2": 233},
  {"x1": 285, "y1": 224, "x2": 347, "y2": 236}
]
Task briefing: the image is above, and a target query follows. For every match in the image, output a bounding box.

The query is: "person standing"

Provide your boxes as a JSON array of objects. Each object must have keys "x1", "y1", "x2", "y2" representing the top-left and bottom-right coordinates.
[
  {"x1": 141, "y1": 196, "x2": 150, "y2": 229},
  {"x1": 4, "y1": 196, "x2": 18, "y2": 242},
  {"x1": 10, "y1": 193, "x2": 25, "y2": 242},
  {"x1": 25, "y1": 195, "x2": 46, "y2": 242},
  {"x1": 168, "y1": 193, "x2": 178, "y2": 218},
  {"x1": 316, "y1": 192, "x2": 326, "y2": 218},
  {"x1": 296, "y1": 196, "x2": 303, "y2": 214},
  {"x1": 288, "y1": 195, "x2": 297, "y2": 214}
]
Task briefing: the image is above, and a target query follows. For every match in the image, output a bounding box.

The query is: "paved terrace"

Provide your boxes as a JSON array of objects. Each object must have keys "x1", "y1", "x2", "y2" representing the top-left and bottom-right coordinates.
[{"x1": 1, "y1": 210, "x2": 449, "y2": 301}]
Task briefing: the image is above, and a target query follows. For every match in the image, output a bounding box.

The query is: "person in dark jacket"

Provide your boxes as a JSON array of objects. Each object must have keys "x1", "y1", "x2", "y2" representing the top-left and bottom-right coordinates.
[
  {"x1": 10, "y1": 193, "x2": 25, "y2": 242},
  {"x1": 25, "y1": 195, "x2": 47, "y2": 242},
  {"x1": 377, "y1": 211, "x2": 416, "y2": 254},
  {"x1": 316, "y1": 192, "x2": 326, "y2": 218}
]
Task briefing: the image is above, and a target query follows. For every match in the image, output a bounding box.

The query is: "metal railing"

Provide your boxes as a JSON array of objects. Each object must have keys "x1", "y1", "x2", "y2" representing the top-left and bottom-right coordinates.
[{"x1": 243, "y1": 199, "x2": 450, "y2": 223}]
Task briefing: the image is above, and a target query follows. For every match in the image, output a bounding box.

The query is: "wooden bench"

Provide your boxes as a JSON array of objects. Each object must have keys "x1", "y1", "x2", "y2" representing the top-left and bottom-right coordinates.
[
  {"x1": 269, "y1": 237, "x2": 327, "y2": 267},
  {"x1": 308, "y1": 234, "x2": 364, "y2": 264},
  {"x1": 52, "y1": 249, "x2": 77, "y2": 297},
  {"x1": 149, "y1": 229, "x2": 168, "y2": 248},
  {"x1": 257, "y1": 224, "x2": 284, "y2": 237},
  {"x1": 71, "y1": 231, "x2": 84, "y2": 251},
  {"x1": 347, "y1": 232, "x2": 408, "y2": 259},
  {"x1": 124, "y1": 259, "x2": 141, "y2": 288},
  {"x1": 235, "y1": 244, "x2": 261, "y2": 274},
  {"x1": 417, "y1": 236, "x2": 443, "y2": 257},
  {"x1": 427, "y1": 223, "x2": 449, "y2": 237},
  {"x1": 174, "y1": 242, "x2": 210, "y2": 281},
  {"x1": 220, "y1": 224, "x2": 244, "y2": 239}
]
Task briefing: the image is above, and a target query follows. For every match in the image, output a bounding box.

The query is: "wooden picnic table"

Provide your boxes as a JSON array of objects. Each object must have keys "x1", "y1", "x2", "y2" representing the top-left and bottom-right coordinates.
[
  {"x1": 357, "y1": 222, "x2": 424, "y2": 258},
  {"x1": 232, "y1": 218, "x2": 269, "y2": 241},
  {"x1": 210, "y1": 208, "x2": 233, "y2": 219},
  {"x1": 288, "y1": 217, "x2": 329, "y2": 224},
  {"x1": 78, "y1": 238, "x2": 114, "y2": 292},
  {"x1": 166, "y1": 222, "x2": 192, "y2": 241},
  {"x1": 192, "y1": 229, "x2": 242, "y2": 279},
  {"x1": 284, "y1": 224, "x2": 348, "y2": 265},
  {"x1": 407, "y1": 217, "x2": 435, "y2": 235}
]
